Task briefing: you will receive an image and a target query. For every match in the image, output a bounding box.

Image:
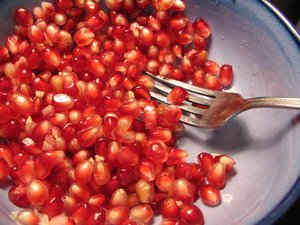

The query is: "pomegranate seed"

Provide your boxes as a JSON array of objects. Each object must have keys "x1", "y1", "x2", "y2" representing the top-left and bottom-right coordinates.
[
  {"x1": 153, "y1": 0, "x2": 175, "y2": 11},
  {"x1": 161, "y1": 198, "x2": 179, "y2": 218},
  {"x1": 52, "y1": 93, "x2": 74, "y2": 111},
  {"x1": 155, "y1": 170, "x2": 175, "y2": 193},
  {"x1": 9, "y1": 183, "x2": 30, "y2": 208},
  {"x1": 116, "y1": 146, "x2": 139, "y2": 167},
  {"x1": 167, "y1": 86, "x2": 188, "y2": 105},
  {"x1": 207, "y1": 161, "x2": 226, "y2": 189},
  {"x1": 16, "y1": 210, "x2": 39, "y2": 225},
  {"x1": 216, "y1": 154, "x2": 236, "y2": 174},
  {"x1": 219, "y1": 64, "x2": 233, "y2": 87},
  {"x1": 205, "y1": 74, "x2": 222, "y2": 91},
  {"x1": 43, "y1": 48, "x2": 61, "y2": 67},
  {"x1": 130, "y1": 204, "x2": 154, "y2": 223},
  {"x1": 166, "y1": 147, "x2": 188, "y2": 165},
  {"x1": 74, "y1": 159, "x2": 94, "y2": 184},
  {"x1": 204, "y1": 60, "x2": 220, "y2": 75},
  {"x1": 172, "y1": 178, "x2": 195, "y2": 203},
  {"x1": 193, "y1": 18, "x2": 212, "y2": 38},
  {"x1": 107, "y1": 206, "x2": 130, "y2": 225},
  {"x1": 110, "y1": 188, "x2": 128, "y2": 207},
  {"x1": 69, "y1": 183, "x2": 91, "y2": 201},
  {"x1": 144, "y1": 139, "x2": 169, "y2": 163},
  {"x1": 135, "y1": 179, "x2": 154, "y2": 203},
  {"x1": 180, "y1": 204, "x2": 204, "y2": 225},
  {"x1": 138, "y1": 159, "x2": 156, "y2": 181},
  {"x1": 199, "y1": 184, "x2": 221, "y2": 206},
  {"x1": 93, "y1": 160, "x2": 112, "y2": 185},
  {"x1": 26, "y1": 179, "x2": 49, "y2": 206}
]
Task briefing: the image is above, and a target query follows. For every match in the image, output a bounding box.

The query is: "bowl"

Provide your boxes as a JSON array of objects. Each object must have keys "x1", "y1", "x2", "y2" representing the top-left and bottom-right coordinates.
[{"x1": 0, "y1": 0, "x2": 300, "y2": 225}]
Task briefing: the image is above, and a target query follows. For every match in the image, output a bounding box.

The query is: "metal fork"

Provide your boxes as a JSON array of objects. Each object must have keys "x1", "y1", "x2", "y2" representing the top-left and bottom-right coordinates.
[{"x1": 144, "y1": 71, "x2": 300, "y2": 128}]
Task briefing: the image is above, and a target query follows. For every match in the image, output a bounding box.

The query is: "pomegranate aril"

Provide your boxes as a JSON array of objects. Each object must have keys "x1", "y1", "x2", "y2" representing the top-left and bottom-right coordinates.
[
  {"x1": 107, "y1": 206, "x2": 130, "y2": 225},
  {"x1": 180, "y1": 204, "x2": 204, "y2": 225},
  {"x1": 15, "y1": 8, "x2": 34, "y2": 27},
  {"x1": 172, "y1": 178, "x2": 195, "y2": 203},
  {"x1": 116, "y1": 146, "x2": 139, "y2": 167},
  {"x1": 9, "y1": 183, "x2": 30, "y2": 208},
  {"x1": 110, "y1": 188, "x2": 128, "y2": 207},
  {"x1": 219, "y1": 64, "x2": 233, "y2": 87},
  {"x1": 199, "y1": 184, "x2": 221, "y2": 207},
  {"x1": 155, "y1": 170, "x2": 175, "y2": 193},
  {"x1": 207, "y1": 161, "x2": 226, "y2": 189},
  {"x1": 28, "y1": 25, "x2": 45, "y2": 44},
  {"x1": 193, "y1": 18, "x2": 212, "y2": 38},
  {"x1": 161, "y1": 197, "x2": 179, "y2": 218},
  {"x1": 204, "y1": 60, "x2": 220, "y2": 75},
  {"x1": 69, "y1": 182, "x2": 91, "y2": 201},
  {"x1": 16, "y1": 210, "x2": 40, "y2": 225},
  {"x1": 42, "y1": 48, "x2": 61, "y2": 67},
  {"x1": 74, "y1": 159, "x2": 94, "y2": 184},
  {"x1": 138, "y1": 159, "x2": 156, "y2": 181},
  {"x1": 130, "y1": 204, "x2": 154, "y2": 224},
  {"x1": 93, "y1": 160, "x2": 112, "y2": 185},
  {"x1": 205, "y1": 74, "x2": 222, "y2": 90},
  {"x1": 26, "y1": 179, "x2": 49, "y2": 206},
  {"x1": 135, "y1": 179, "x2": 154, "y2": 203},
  {"x1": 167, "y1": 86, "x2": 188, "y2": 105}
]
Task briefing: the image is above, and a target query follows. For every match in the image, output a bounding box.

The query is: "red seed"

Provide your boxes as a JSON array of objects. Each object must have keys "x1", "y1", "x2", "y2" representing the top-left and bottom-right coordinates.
[
  {"x1": 28, "y1": 25, "x2": 46, "y2": 43},
  {"x1": 9, "y1": 183, "x2": 30, "y2": 208},
  {"x1": 155, "y1": 170, "x2": 175, "y2": 193},
  {"x1": 16, "y1": 210, "x2": 39, "y2": 225},
  {"x1": 199, "y1": 184, "x2": 221, "y2": 206},
  {"x1": 135, "y1": 179, "x2": 154, "y2": 203},
  {"x1": 167, "y1": 86, "x2": 188, "y2": 105},
  {"x1": 93, "y1": 160, "x2": 111, "y2": 185},
  {"x1": 207, "y1": 162, "x2": 226, "y2": 189},
  {"x1": 26, "y1": 179, "x2": 49, "y2": 206},
  {"x1": 52, "y1": 93, "x2": 74, "y2": 111},
  {"x1": 180, "y1": 204, "x2": 204, "y2": 225},
  {"x1": 205, "y1": 74, "x2": 222, "y2": 91},
  {"x1": 116, "y1": 146, "x2": 139, "y2": 167},
  {"x1": 74, "y1": 159, "x2": 94, "y2": 184},
  {"x1": 107, "y1": 206, "x2": 130, "y2": 225},
  {"x1": 43, "y1": 48, "x2": 61, "y2": 67},
  {"x1": 10, "y1": 93, "x2": 34, "y2": 116},
  {"x1": 15, "y1": 8, "x2": 33, "y2": 26},
  {"x1": 144, "y1": 139, "x2": 169, "y2": 163},
  {"x1": 161, "y1": 198, "x2": 179, "y2": 218},
  {"x1": 172, "y1": 178, "x2": 195, "y2": 203},
  {"x1": 219, "y1": 64, "x2": 233, "y2": 87},
  {"x1": 130, "y1": 204, "x2": 153, "y2": 224},
  {"x1": 193, "y1": 18, "x2": 212, "y2": 38}
]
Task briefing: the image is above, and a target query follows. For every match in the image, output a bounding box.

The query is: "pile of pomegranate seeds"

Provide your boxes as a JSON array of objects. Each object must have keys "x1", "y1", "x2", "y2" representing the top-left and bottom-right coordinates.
[{"x1": 0, "y1": 0, "x2": 235, "y2": 224}]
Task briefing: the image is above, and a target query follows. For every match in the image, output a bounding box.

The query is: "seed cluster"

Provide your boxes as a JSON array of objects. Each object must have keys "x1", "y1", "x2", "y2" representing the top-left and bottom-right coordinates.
[{"x1": 0, "y1": 0, "x2": 235, "y2": 225}]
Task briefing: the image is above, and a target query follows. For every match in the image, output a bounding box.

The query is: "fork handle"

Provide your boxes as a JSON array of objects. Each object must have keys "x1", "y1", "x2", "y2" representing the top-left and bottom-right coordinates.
[{"x1": 244, "y1": 97, "x2": 300, "y2": 110}]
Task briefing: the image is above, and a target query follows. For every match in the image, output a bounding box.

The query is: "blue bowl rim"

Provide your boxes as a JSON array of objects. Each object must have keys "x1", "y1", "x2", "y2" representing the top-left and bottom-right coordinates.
[{"x1": 256, "y1": 0, "x2": 300, "y2": 224}]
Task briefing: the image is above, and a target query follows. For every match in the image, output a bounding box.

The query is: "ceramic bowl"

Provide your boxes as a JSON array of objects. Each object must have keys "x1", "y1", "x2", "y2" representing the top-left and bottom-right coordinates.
[{"x1": 0, "y1": 0, "x2": 300, "y2": 225}]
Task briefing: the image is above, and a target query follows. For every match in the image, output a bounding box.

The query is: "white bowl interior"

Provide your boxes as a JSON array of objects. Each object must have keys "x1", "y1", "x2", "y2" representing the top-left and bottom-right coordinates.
[{"x1": 1, "y1": 0, "x2": 300, "y2": 225}]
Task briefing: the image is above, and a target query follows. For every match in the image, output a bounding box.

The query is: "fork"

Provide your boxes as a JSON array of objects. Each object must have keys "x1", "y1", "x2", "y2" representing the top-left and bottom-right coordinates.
[{"x1": 144, "y1": 71, "x2": 300, "y2": 128}]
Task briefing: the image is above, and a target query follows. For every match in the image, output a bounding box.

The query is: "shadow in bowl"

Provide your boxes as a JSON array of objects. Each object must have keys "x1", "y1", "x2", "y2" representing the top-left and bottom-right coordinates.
[{"x1": 183, "y1": 113, "x2": 300, "y2": 154}]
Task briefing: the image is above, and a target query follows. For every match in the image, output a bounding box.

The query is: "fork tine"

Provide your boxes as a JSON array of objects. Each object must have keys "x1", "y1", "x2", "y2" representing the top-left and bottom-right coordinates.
[
  {"x1": 153, "y1": 81, "x2": 211, "y2": 106},
  {"x1": 144, "y1": 71, "x2": 217, "y2": 97},
  {"x1": 149, "y1": 90, "x2": 205, "y2": 116}
]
